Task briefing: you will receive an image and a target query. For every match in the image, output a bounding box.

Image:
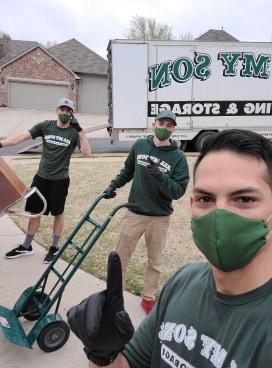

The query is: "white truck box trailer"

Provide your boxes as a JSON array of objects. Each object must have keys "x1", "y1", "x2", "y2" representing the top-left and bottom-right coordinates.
[{"x1": 107, "y1": 39, "x2": 272, "y2": 151}]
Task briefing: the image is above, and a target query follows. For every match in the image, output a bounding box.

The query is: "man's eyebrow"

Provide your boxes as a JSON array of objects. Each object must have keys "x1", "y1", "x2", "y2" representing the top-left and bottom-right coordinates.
[
  {"x1": 193, "y1": 187, "x2": 261, "y2": 195},
  {"x1": 193, "y1": 188, "x2": 213, "y2": 195},
  {"x1": 229, "y1": 187, "x2": 262, "y2": 195}
]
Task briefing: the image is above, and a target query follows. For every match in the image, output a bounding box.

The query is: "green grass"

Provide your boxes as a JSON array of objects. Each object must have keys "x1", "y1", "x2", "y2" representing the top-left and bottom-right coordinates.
[{"x1": 9, "y1": 155, "x2": 204, "y2": 296}]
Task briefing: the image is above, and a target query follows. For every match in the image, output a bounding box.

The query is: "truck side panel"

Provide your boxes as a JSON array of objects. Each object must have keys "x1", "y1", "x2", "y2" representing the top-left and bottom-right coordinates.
[{"x1": 109, "y1": 40, "x2": 272, "y2": 144}]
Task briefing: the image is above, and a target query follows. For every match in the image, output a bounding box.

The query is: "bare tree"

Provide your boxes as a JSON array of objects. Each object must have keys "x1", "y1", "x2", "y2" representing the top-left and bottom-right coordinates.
[
  {"x1": 0, "y1": 32, "x2": 11, "y2": 58},
  {"x1": 125, "y1": 15, "x2": 173, "y2": 40},
  {"x1": 0, "y1": 32, "x2": 11, "y2": 40},
  {"x1": 178, "y1": 31, "x2": 194, "y2": 41},
  {"x1": 43, "y1": 40, "x2": 58, "y2": 48}
]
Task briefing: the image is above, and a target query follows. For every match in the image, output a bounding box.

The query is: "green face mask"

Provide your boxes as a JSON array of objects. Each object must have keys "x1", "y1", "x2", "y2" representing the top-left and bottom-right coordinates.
[
  {"x1": 58, "y1": 113, "x2": 71, "y2": 124},
  {"x1": 191, "y1": 209, "x2": 271, "y2": 272},
  {"x1": 154, "y1": 127, "x2": 172, "y2": 141}
]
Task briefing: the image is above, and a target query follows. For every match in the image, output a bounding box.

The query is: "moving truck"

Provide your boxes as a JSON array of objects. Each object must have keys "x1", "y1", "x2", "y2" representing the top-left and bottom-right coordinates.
[{"x1": 107, "y1": 39, "x2": 272, "y2": 151}]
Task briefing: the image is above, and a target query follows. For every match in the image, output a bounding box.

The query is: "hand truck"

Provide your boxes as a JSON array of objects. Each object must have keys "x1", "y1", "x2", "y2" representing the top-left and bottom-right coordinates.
[{"x1": 0, "y1": 194, "x2": 136, "y2": 352}]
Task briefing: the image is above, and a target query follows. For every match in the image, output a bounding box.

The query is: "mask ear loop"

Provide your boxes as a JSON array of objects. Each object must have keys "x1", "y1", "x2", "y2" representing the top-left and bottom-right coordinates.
[{"x1": 266, "y1": 213, "x2": 272, "y2": 240}]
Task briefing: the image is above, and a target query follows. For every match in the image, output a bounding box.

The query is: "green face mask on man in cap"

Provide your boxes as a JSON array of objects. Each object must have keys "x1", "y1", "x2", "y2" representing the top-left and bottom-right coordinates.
[
  {"x1": 154, "y1": 127, "x2": 173, "y2": 140},
  {"x1": 58, "y1": 113, "x2": 71, "y2": 124}
]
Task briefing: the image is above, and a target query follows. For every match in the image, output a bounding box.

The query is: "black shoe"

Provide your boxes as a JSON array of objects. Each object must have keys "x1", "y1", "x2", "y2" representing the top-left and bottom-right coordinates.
[
  {"x1": 43, "y1": 247, "x2": 59, "y2": 264},
  {"x1": 5, "y1": 245, "x2": 34, "y2": 259}
]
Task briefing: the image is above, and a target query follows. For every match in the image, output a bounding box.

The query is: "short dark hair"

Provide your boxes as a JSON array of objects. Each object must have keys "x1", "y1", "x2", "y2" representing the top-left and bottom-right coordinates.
[{"x1": 193, "y1": 129, "x2": 272, "y2": 185}]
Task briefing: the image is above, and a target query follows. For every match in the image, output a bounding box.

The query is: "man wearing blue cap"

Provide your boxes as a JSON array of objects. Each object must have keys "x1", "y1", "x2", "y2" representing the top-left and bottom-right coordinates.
[
  {"x1": 104, "y1": 110, "x2": 189, "y2": 313},
  {"x1": 0, "y1": 97, "x2": 91, "y2": 263}
]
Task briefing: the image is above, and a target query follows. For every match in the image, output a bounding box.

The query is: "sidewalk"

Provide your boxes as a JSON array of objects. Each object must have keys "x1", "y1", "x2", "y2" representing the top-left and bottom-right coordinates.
[{"x1": 0, "y1": 213, "x2": 145, "y2": 368}]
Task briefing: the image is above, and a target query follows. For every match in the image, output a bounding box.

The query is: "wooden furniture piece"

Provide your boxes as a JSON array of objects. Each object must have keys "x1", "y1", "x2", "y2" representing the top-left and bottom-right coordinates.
[{"x1": 0, "y1": 156, "x2": 27, "y2": 214}]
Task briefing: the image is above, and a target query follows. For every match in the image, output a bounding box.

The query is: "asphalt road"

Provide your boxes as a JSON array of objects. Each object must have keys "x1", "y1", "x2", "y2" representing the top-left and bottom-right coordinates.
[{"x1": 0, "y1": 138, "x2": 134, "y2": 155}]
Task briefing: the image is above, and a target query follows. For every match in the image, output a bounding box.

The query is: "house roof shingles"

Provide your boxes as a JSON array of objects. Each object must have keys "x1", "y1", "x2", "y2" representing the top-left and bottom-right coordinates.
[
  {"x1": 195, "y1": 29, "x2": 239, "y2": 42},
  {"x1": 48, "y1": 38, "x2": 107, "y2": 75},
  {"x1": 0, "y1": 39, "x2": 39, "y2": 67}
]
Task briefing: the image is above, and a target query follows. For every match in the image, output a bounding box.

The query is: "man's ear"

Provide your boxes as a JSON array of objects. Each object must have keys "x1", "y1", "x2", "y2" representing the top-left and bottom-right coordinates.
[{"x1": 152, "y1": 121, "x2": 156, "y2": 128}]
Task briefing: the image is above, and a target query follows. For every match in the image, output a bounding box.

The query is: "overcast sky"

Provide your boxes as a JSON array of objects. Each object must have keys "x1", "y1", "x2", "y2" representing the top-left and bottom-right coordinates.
[{"x1": 1, "y1": 0, "x2": 271, "y2": 59}]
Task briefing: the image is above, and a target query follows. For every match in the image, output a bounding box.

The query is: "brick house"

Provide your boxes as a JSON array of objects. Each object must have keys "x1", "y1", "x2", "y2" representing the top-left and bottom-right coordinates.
[
  {"x1": 48, "y1": 39, "x2": 108, "y2": 114},
  {"x1": 0, "y1": 39, "x2": 108, "y2": 113}
]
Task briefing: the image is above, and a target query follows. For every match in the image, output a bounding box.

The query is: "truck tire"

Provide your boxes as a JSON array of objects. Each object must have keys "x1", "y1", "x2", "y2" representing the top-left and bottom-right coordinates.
[{"x1": 194, "y1": 131, "x2": 216, "y2": 152}]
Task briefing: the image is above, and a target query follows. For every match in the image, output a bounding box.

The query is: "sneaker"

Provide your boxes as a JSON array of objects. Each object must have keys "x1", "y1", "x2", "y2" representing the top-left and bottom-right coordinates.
[
  {"x1": 43, "y1": 247, "x2": 59, "y2": 264},
  {"x1": 5, "y1": 245, "x2": 34, "y2": 259},
  {"x1": 140, "y1": 298, "x2": 155, "y2": 314}
]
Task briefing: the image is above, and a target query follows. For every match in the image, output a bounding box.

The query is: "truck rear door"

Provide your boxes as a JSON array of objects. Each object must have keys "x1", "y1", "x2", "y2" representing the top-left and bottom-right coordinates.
[{"x1": 111, "y1": 42, "x2": 148, "y2": 129}]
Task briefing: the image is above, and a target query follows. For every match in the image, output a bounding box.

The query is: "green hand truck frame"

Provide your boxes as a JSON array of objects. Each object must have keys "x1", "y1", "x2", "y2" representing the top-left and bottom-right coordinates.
[{"x1": 0, "y1": 194, "x2": 136, "y2": 353}]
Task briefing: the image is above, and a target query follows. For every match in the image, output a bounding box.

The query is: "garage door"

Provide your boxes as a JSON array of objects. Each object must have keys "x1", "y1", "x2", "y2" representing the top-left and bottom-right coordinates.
[
  {"x1": 9, "y1": 82, "x2": 68, "y2": 110},
  {"x1": 79, "y1": 75, "x2": 107, "y2": 114}
]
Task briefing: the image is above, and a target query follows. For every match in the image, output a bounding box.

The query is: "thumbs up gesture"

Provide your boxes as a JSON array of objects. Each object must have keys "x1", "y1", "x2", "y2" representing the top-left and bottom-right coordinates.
[{"x1": 67, "y1": 252, "x2": 134, "y2": 366}]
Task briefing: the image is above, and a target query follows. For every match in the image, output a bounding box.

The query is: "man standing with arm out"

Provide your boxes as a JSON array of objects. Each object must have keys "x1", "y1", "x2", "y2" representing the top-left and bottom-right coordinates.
[
  {"x1": 0, "y1": 97, "x2": 91, "y2": 263},
  {"x1": 68, "y1": 129, "x2": 272, "y2": 367},
  {"x1": 104, "y1": 110, "x2": 189, "y2": 313}
]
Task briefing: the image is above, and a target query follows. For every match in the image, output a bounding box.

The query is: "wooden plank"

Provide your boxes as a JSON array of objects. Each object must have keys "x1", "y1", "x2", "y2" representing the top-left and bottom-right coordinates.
[{"x1": 0, "y1": 156, "x2": 27, "y2": 213}]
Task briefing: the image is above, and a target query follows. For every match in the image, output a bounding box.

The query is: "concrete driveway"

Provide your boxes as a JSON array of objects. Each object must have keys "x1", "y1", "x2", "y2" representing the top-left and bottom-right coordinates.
[{"x1": 0, "y1": 107, "x2": 109, "y2": 139}]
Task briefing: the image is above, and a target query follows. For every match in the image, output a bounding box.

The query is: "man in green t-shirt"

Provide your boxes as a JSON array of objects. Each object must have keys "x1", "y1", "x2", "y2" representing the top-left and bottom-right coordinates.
[
  {"x1": 0, "y1": 98, "x2": 91, "y2": 263},
  {"x1": 67, "y1": 129, "x2": 272, "y2": 367}
]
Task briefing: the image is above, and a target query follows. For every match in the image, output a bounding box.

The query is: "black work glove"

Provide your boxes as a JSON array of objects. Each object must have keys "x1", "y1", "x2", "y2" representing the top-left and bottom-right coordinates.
[
  {"x1": 103, "y1": 185, "x2": 117, "y2": 199},
  {"x1": 147, "y1": 157, "x2": 163, "y2": 181},
  {"x1": 67, "y1": 252, "x2": 134, "y2": 366},
  {"x1": 69, "y1": 116, "x2": 82, "y2": 132}
]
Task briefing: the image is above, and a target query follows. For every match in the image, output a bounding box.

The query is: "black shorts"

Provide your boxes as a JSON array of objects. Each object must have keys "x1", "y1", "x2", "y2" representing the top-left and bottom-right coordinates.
[{"x1": 25, "y1": 175, "x2": 70, "y2": 216}]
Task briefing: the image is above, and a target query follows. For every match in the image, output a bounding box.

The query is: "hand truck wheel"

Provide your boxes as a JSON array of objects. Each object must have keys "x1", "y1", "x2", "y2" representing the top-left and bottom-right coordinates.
[{"x1": 37, "y1": 320, "x2": 70, "y2": 352}]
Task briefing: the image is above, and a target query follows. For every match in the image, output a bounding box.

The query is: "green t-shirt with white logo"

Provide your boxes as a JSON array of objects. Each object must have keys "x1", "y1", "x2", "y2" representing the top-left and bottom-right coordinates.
[
  {"x1": 29, "y1": 120, "x2": 79, "y2": 180},
  {"x1": 124, "y1": 263, "x2": 272, "y2": 367}
]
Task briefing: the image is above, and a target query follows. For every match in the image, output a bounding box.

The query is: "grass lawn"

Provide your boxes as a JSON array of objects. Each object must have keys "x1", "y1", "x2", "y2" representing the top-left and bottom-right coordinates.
[{"x1": 9, "y1": 154, "x2": 205, "y2": 297}]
